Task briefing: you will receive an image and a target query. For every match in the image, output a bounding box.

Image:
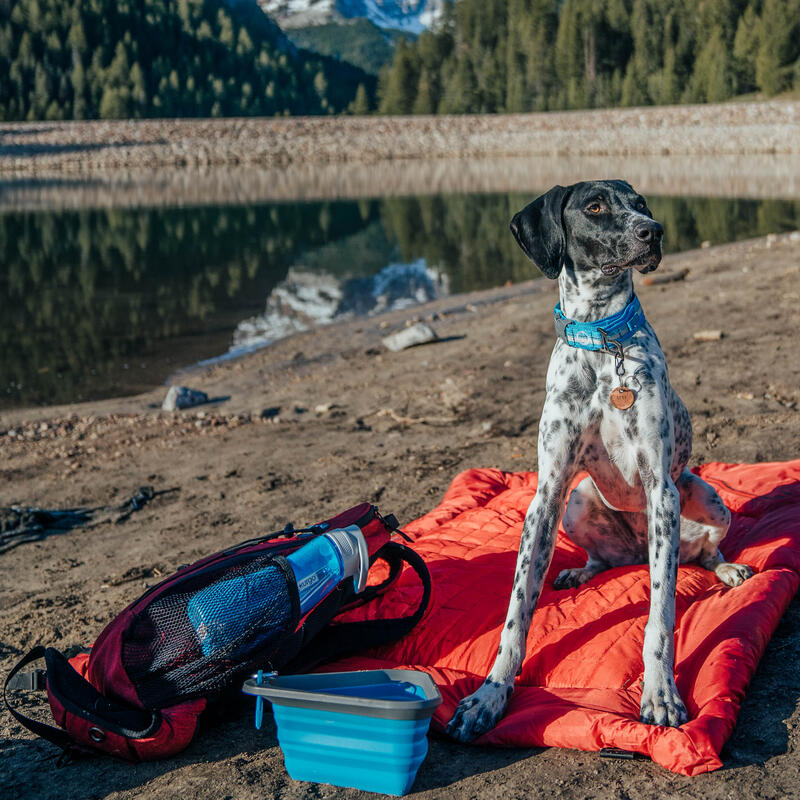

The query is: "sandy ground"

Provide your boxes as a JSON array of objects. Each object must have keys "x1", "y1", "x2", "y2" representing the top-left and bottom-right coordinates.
[{"x1": 2, "y1": 231, "x2": 800, "y2": 799}]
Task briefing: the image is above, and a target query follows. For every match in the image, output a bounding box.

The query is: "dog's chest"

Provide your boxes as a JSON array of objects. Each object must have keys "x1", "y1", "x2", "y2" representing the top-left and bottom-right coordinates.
[
  {"x1": 581, "y1": 412, "x2": 649, "y2": 511},
  {"x1": 564, "y1": 349, "x2": 669, "y2": 511}
]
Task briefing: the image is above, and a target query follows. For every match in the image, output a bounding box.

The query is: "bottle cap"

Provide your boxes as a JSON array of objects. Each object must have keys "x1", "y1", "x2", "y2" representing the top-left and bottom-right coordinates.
[{"x1": 325, "y1": 525, "x2": 369, "y2": 593}]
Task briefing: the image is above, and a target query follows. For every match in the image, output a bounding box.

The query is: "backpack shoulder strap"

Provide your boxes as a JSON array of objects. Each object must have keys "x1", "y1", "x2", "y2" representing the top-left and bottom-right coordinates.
[{"x1": 286, "y1": 541, "x2": 432, "y2": 671}]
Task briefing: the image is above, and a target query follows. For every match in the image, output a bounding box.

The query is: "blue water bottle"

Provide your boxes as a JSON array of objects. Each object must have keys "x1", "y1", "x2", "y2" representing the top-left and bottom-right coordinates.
[
  {"x1": 188, "y1": 525, "x2": 369, "y2": 657},
  {"x1": 287, "y1": 525, "x2": 370, "y2": 614}
]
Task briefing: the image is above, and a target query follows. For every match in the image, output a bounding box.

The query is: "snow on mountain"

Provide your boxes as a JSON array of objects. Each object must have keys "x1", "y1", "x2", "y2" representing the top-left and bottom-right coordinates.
[{"x1": 258, "y1": 0, "x2": 447, "y2": 33}]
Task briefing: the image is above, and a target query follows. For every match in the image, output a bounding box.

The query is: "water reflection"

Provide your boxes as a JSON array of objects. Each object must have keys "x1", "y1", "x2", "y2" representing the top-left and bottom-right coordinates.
[
  {"x1": 2, "y1": 193, "x2": 799, "y2": 409},
  {"x1": 231, "y1": 260, "x2": 444, "y2": 357}
]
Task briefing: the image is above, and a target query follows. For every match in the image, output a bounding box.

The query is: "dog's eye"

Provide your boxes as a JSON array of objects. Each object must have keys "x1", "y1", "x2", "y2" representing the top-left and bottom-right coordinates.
[
  {"x1": 636, "y1": 200, "x2": 646, "y2": 210},
  {"x1": 586, "y1": 203, "x2": 602, "y2": 214}
]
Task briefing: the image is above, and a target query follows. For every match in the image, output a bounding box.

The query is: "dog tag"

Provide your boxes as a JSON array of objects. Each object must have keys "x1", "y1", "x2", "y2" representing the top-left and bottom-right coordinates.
[{"x1": 610, "y1": 386, "x2": 635, "y2": 409}]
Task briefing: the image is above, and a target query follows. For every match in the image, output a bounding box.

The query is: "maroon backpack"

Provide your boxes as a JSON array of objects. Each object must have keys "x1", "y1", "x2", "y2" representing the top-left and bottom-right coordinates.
[{"x1": 4, "y1": 504, "x2": 430, "y2": 762}]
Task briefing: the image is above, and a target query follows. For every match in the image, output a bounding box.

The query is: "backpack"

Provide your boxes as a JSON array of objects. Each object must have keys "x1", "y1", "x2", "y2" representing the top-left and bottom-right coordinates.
[{"x1": 4, "y1": 503, "x2": 431, "y2": 763}]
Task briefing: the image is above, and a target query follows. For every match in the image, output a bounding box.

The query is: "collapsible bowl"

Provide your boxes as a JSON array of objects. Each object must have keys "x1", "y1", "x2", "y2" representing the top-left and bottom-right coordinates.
[{"x1": 242, "y1": 668, "x2": 441, "y2": 795}]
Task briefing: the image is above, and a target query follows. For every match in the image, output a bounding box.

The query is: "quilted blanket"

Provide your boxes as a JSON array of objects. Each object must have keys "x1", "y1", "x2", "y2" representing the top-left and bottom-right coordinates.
[{"x1": 328, "y1": 460, "x2": 800, "y2": 775}]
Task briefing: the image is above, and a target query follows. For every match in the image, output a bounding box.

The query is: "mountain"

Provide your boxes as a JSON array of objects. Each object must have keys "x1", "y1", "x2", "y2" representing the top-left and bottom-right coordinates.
[
  {"x1": 258, "y1": 0, "x2": 447, "y2": 34},
  {"x1": 0, "y1": 0, "x2": 375, "y2": 121},
  {"x1": 285, "y1": 18, "x2": 410, "y2": 76}
]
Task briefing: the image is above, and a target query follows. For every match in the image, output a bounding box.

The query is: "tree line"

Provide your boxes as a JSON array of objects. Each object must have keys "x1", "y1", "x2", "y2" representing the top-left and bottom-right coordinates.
[
  {"x1": 0, "y1": 0, "x2": 373, "y2": 120},
  {"x1": 377, "y1": 0, "x2": 800, "y2": 114}
]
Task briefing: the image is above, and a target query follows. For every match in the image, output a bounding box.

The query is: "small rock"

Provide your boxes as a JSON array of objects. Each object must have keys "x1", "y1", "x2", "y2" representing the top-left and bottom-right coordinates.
[
  {"x1": 162, "y1": 386, "x2": 209, "y2": 411},
  {"x1": 766, "y1": 233, "x2": 778, "y2": 248},
  {"x1": 315, "y1": 403, "x2": 332, "y2": 414},
  {"x1": 789, "y1": 231, "x2": 800, "y2": 241},
  {"x1": 693, "y1": 330, "x2": 723, "y2": 342},
  {"x1": 700, "y1": 240, "x2": 711, "y2": 249},
  {"x1": 382, "y1": 323, "x2": 439, "y2": 352},
  {"x1": 260, "y1": 406, "x2": 280, "y2": 420}
]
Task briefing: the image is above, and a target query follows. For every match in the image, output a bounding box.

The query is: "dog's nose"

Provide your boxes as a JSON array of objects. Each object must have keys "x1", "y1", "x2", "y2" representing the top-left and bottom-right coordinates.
[{"x1": 634, "y1": 222, "x2": 664, "y2": 243}]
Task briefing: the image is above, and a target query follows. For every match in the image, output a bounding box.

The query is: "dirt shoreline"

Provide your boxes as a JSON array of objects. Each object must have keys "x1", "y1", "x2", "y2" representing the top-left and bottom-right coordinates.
[
  {"x1": 1, "y1": 99, "x2": 799, "y2": 178},
  {"x1": 2, "y1": 232, "x2": 800, "y2": 800}
]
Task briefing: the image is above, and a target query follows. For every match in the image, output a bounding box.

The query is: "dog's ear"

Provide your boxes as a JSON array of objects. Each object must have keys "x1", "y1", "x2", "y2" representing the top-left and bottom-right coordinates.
[{"x1": 509, "y1": 185, "x2": 570, "y2": 279}]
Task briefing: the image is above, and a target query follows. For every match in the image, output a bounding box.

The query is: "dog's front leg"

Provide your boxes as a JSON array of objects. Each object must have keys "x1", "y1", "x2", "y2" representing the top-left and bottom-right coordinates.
[
  {"x1": 447, "y1": 459, "x2": 572, "y2": 742},
  {"x1": 640, "y1": 469, "x2": 689, "y2": 727}
]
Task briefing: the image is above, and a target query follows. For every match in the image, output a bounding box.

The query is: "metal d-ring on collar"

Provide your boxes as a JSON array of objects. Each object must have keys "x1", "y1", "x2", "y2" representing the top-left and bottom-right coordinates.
[
  {"x1": 598, "y1": 327, "x2": 646, "y2": 392},
  {"x1": 598, "y1": 328, "x2": 627, "y2": 380}
]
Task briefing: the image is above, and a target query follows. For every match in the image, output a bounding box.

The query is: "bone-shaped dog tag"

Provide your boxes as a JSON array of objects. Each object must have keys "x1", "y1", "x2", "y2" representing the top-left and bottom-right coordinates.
[{"x1": 610, "y1": 386, "x2": 635, "y2": 409}]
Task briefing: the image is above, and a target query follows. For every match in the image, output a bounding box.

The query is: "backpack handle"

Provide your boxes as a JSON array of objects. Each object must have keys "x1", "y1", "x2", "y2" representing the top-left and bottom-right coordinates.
[{"x1": 4, "y1": 646, "x2": 76, "y2": 755}]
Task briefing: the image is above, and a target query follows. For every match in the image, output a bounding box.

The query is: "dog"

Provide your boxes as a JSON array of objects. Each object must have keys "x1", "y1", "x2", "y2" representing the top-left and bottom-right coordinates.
[{"x1": 446, "y1": 180, "x2": 752, "y2": 742}]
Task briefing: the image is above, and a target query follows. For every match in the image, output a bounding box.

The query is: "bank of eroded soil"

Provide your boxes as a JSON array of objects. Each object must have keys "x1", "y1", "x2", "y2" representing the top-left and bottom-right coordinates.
[{"x1": 1, "y1": 232, "x2": 799, "y2": 800}]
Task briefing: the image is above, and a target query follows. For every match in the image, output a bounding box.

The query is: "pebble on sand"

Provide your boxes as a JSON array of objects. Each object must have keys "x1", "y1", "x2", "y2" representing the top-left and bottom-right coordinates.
[
  {"x1": 162, "y1": 385, "x2": 209, "y2": 411},
  {"x1": 692, "y1": 330, "x2": 724, "y2": 342},
  {"x1": 382, "y1": 323, "x2": 439, "y2": 352}
]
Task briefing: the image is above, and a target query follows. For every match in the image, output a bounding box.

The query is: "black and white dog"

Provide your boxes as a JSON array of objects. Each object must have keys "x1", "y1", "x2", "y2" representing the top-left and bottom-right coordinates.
[{"x1": 447, "y1": 180, "x2": 752, "y2": 742}]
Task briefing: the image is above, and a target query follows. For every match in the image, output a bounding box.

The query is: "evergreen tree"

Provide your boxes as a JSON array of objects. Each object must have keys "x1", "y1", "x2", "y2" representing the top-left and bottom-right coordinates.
[
  {"x1": 733, "y1": 4, "x2": 761, "y2": 93},
  {"x1": 658, "y1": 47, "x2": 680, "y2": 105},
  {"x1": 413, "y1": 69, "x2": 436, "y2": 114},
  {"x1": 349, "y1": 83, "x2": 371, "y2": 114},
  {"x1": 755, "y1": 0, "x2": 799, "y2": 96},
  {"x1": 378, "y1": 39, "x2": 419, "y2": 114},
  {"x1": 690, "y1": 26, "x2": 733, "y2": 103}
]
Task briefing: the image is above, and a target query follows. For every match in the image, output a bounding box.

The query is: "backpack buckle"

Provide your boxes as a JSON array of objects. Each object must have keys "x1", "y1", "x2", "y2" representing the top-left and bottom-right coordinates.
[{"x1": 7, "y1": 668, "x2": 47, "y2": 692}]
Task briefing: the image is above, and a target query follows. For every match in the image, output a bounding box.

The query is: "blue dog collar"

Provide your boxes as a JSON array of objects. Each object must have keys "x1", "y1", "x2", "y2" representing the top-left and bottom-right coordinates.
[{"x1": 554, "y1": 295, "x2": 645, "y2": 351}]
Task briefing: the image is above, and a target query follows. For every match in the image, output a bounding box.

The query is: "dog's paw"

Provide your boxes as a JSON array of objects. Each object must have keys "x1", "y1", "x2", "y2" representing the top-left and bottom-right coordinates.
[
  {"x1": 446, "y1": 681, "x2": 512, "y2": 742},
  {"x1": 715, "y1": 561, "x2": 753, "y2": 587},
  {"x1": 640, "y1": 678, "x2": 688, "y2": 727},
  {"x1": 553, "y1": 566, "x2": 595, "y2": 590}
]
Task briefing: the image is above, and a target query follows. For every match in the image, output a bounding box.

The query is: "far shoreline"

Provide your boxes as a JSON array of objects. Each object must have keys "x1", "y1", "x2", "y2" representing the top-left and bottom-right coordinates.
[
  {"x1": 1, "y1": 99, "x2": 798, "y2": 179},
  {"x1": 3, "y1": 151, "x2": 800, "y2": 212}
]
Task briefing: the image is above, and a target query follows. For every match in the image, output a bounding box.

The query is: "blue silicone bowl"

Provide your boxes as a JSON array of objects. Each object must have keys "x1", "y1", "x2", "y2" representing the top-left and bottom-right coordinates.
[{"x1": 242, "y1": 669, "x2": 442, "y2": 795}]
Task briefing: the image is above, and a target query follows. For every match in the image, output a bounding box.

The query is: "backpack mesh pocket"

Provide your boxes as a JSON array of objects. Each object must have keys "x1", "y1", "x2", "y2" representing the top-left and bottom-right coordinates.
[{"x1": 123, "y1": 555, "x2": 298, "y2": 708}]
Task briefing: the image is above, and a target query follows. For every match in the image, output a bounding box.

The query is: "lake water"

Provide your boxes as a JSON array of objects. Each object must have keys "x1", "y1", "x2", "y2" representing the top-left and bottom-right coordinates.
[{"x1": 2, "y1": 182, "x2": 800, "y2": 410}]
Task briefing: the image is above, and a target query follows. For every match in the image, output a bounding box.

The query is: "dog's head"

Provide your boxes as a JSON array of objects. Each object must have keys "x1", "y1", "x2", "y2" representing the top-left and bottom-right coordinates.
[{"x1": 510, "y1": 180, "x2": 663, "y2": 280}]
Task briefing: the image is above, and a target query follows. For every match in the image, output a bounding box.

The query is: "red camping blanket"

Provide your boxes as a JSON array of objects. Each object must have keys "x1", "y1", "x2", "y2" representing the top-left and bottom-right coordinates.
[{"x1": 328, "y1": 460, "x2": 800, "y2": 776}]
